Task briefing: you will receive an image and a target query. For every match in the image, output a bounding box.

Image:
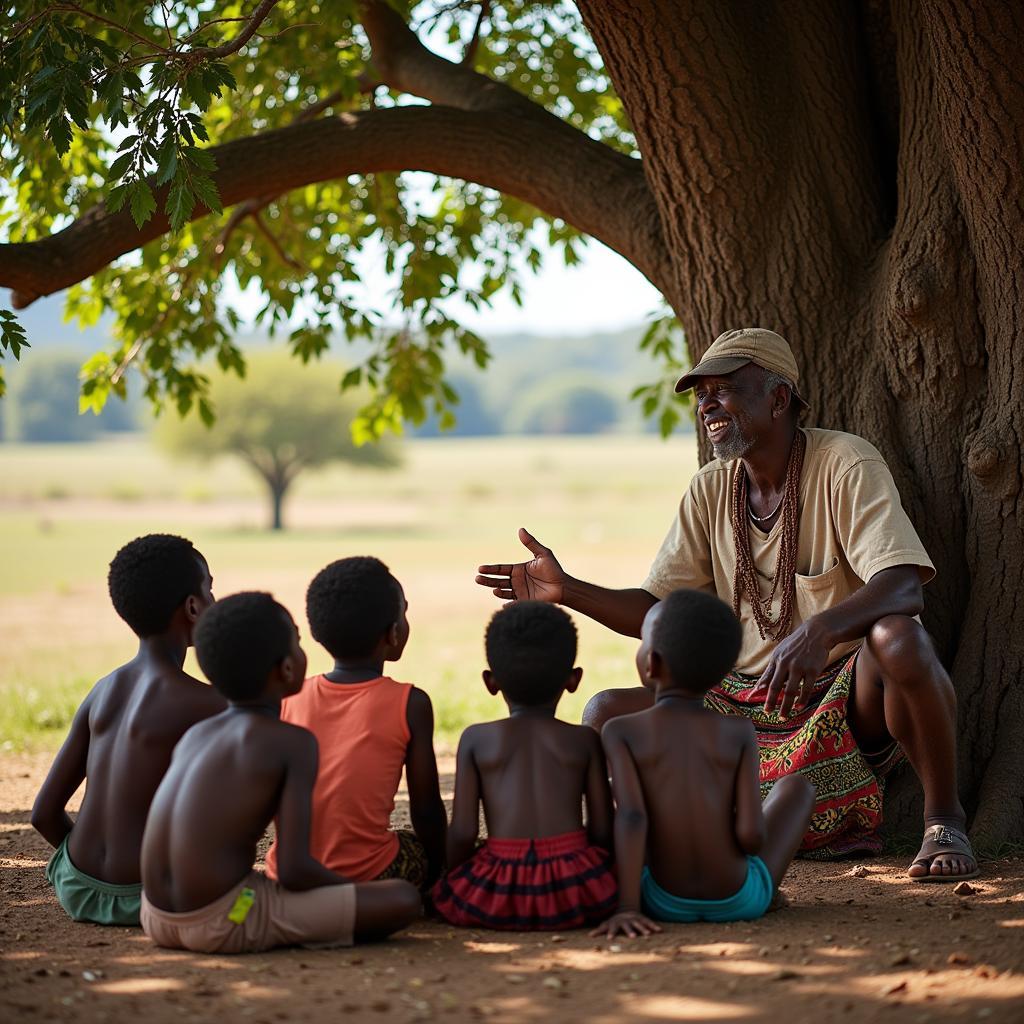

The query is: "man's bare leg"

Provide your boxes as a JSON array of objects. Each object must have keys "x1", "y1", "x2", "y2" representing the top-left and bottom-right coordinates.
[
  {"x1": 758, "y1": 774, "x2": 816, "y2": 889},
  {"x1": 848, "y1": 615, "x2": 977, "y2": 879},
  {"x1": 581, "y1": 687, "x2": 654, "y2": 732}
]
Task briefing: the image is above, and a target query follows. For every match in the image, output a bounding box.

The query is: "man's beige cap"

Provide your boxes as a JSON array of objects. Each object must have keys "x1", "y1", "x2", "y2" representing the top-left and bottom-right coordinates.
[{"x1": 674, "y1": 327, "x2": 810, "y2": 410}]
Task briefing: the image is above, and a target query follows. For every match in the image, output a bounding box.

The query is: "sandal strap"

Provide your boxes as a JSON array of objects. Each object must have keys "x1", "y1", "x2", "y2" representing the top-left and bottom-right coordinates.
[{"x1": 922, "y1": 824, "x2": 970, "y2": 847}]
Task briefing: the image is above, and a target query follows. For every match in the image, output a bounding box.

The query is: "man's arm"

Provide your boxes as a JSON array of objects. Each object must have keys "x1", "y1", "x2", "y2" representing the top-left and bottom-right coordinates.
[
  {"x1": 274, "y1": 729, "x2": 350, "y2": 890},
  {"x1": 476, "y1": 527, "x2": 657, "y2": 638},
  {"x1": 31, "y1": 694, "x2": 93, "y2": 848},
  {"x1": 404, "y1": 687, "x2": 447, "y2": 885},
  {"x1": 759, "y1": 565, "x2": 924, "y2": 716},
  {"x1": 591, "y1": 723, "x2": 661, "y2": 939},
  {"x1": 445, "y1": 730, "x2": 481, "y2": 870}
]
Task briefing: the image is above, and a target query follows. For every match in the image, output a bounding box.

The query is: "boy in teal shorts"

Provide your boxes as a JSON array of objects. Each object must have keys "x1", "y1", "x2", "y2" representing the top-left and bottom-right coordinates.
[
  {"x1": 594, "y1": 589, "x2": 815, "y2": 937},
  {"x1": 32, "y1": 534, "x2": 225, "y2": 926}
]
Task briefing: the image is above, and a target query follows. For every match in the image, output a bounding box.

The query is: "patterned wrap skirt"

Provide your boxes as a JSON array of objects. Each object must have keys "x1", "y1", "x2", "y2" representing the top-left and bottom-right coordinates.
[
  {"x1": 704, "y1": 649, "x2": 904, "y2": 858},
  {"x1": 432, "y1": 830, "x2": 617, "y2": 930}
]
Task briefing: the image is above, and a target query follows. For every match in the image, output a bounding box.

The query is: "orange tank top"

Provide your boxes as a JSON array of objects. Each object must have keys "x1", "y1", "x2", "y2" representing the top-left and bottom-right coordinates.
[{"x1": 265, "y1": 674, "x2": 412, "y2": 881}]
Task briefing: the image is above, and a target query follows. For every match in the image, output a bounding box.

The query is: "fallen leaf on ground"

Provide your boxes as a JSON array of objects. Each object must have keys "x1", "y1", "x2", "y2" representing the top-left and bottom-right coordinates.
[{"x1": 953, "y1": 881, "x2": 976, "y2": 895}]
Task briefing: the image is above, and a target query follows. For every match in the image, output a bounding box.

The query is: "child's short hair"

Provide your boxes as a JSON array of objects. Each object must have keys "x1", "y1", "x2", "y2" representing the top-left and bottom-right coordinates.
[
  {"x1": 652, "y1": 589, "x2": 741, "y2": 693},
  {"x1": 485, "y1": 601, "x2": 577, "y2": 705},
  {"x1": 306, "y1": 556, "x2": 400, "y2": 659},
  {"x1": 195, "y1": 592, "x2": 294, "y2": 701},
  {"x1": 108, "y1": 534, "x2": 206, "y2": 637}
]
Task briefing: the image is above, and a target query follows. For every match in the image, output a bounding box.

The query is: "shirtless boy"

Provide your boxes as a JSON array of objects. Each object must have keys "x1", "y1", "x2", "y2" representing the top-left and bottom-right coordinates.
[
  {"x1": 596, "y1": 589, "x2": 815, "y2": 937},
  {"x1": 433, "y1": 601, "x2": 616, "y2": 930},
  {"x1": 32, "y1": 534, "x2": 225, "y2": 926},
  {"x1": 265, "y1": 557, "x2": 446, "y2": 890},
  {"x1": 141, "y1": 592, "x2": 421, "y2": 953}
]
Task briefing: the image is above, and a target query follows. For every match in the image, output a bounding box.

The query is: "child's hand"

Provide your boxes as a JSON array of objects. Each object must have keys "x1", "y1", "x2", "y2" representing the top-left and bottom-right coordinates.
[{"x1": 590, "y1": 909, "x2": 661, "y2": 939}]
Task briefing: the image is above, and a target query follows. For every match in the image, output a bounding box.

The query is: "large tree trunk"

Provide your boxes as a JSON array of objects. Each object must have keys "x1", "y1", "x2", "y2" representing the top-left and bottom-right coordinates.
[{"x1": 580, "y1": 0, "x2": 1024, "y2": 845}]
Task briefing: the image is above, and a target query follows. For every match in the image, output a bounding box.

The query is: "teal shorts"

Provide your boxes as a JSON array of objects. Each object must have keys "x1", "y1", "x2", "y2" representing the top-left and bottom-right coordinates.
[
  {"x1": 641, "y1": 856, "x2": 774, "y2": 923},
  {"x1": 46, "y1": 835, "x2": 142, "y2": 927}
]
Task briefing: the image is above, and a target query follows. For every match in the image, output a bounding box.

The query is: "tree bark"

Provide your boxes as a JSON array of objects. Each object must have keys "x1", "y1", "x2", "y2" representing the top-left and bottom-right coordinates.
[{"x1": 578, "y1": 0, "x2": 1024, "y2": 845}]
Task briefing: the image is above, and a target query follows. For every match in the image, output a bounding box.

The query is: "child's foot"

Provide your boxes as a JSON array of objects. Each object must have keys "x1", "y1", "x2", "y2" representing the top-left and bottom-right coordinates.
[{"x1": 907, "y1": 822, "x2": 979, "y2": 881}]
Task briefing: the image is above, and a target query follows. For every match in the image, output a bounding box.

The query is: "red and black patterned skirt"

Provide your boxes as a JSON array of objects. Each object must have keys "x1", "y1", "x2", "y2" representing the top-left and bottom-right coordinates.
[{"x1": 432, "y1": 830, "x2": 617, "y2": 931}]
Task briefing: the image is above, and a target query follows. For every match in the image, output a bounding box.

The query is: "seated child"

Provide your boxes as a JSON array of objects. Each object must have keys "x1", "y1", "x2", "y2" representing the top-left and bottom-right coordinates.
[
  {"x1": 140, "y1": 592, "x2": 421, "y2": 953},
  {"x1": 264, "y1": 557, "x2": 446, "y2": 890},
  {"x1": 32, "y1": 534, "x2": 226, "y2": 927},
  {"x1": 433, "y1": 601, "x2": 616, "y2": 930},
  {"x1": 595, "y1": 589, "x2": 815, "y2": 937}
]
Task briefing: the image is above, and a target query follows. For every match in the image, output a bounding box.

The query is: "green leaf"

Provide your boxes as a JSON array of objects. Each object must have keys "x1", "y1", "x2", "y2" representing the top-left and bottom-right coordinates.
[
  {"x1": 154, "y1": 142, "x2": 178, "y2": 185},
  {"x1": 190, "y1": 173, "x2": 222, "y2": 215},
  {"x1": 166, "y1": 178, "x2": 195, "y2": 231},
  {"x1": 0, "y1": 308, "x2": 29, "y2": 359},
  {"x1": 128, "y1": 180, "x2": 157, "y2": 228},
  {"x1": 47, "y1": 114, "x2": 72, "y2": 156}
]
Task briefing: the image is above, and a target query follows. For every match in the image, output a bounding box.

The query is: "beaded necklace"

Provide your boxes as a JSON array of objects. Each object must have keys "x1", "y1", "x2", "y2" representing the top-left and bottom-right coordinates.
[{"x1": 729, "y1": 430, "x2": 806, "y2": 641}]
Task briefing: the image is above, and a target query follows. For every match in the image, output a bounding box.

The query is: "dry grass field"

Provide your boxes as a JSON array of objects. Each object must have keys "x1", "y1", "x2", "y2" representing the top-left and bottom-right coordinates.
[{"x1": 0, "y1": 432, "x2": 699, "y2": 750}]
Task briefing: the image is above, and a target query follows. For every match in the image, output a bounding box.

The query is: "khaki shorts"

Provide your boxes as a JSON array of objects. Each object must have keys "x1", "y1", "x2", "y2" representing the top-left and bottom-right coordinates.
[{"x1": 141, "y1": 870, "x2": 356, "y2": 954}]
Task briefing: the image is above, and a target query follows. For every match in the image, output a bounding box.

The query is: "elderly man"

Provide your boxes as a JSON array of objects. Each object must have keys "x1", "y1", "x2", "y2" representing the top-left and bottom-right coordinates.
[{"x1": 477, "y1": 327, "x2": 976, "y2": 881}]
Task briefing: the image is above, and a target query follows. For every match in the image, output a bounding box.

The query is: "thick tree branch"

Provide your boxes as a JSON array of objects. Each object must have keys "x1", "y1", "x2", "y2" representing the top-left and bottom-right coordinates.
[
  {"x1": 2, "y1": 106, "x2": 668, "y2": 307},
  {"x1": 360, "y1": 0, "x2": 553, "y2": 114}
]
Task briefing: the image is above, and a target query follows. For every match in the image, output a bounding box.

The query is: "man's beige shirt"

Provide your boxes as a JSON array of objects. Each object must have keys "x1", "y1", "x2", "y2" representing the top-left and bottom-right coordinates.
[{"x1": 643, "y1": 428, "x2": 935, "y2": 675}]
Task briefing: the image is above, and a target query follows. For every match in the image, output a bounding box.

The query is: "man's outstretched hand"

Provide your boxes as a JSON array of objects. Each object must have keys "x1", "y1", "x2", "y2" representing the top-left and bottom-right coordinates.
[{"x1": 476, "y1": 528, "x2": 567, "y2": 604}]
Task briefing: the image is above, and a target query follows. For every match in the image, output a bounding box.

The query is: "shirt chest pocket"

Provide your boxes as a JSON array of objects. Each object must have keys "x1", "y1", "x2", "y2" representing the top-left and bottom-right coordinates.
[{"x1": 793, "y1": 556, "x2": 844, "y2": 622}]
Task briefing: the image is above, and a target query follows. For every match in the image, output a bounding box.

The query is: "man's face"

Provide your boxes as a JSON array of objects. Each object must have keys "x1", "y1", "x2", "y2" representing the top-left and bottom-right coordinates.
[{"x1": 693, "y1": 364, "x2": 773, "y2": 461}]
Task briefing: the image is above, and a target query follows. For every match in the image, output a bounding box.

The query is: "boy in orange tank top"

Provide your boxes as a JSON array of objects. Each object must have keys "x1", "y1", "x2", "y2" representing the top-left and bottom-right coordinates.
[{"x1": 265, "y1": 557, "x2": 446, "y2": 890}]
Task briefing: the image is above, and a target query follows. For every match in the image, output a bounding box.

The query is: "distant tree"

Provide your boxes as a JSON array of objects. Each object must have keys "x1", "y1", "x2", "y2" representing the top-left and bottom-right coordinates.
[{"x1": 155, "y1": 352, "x2": 398, "y2": 530}]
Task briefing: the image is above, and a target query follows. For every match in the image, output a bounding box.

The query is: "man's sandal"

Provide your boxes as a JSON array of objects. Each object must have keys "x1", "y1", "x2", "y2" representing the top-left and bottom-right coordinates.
[{"x1": 908, "y1": 823, "x2": 980, "y2": 882}]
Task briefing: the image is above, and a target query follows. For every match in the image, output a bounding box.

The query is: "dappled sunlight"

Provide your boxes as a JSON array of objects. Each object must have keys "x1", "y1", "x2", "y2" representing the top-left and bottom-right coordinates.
[
  {"x1": 463, "y1": 940, "x2": 523, "y2": 955},
  {"x1": 611, "y1": 993, "x2": 757, "y2": 1020},
  {"x1": 92, "y1": 976, "x2": 185, "y2": 994}
]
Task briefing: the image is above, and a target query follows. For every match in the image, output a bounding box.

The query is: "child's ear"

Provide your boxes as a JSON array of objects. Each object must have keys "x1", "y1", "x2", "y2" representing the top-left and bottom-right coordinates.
[
  {"x1": 564, "y1": 667, "x2": 584, "y2": 693},
  {"x1": 647, "y1": 650, "x2": 663, "y2": 682},
  {"x1": 482, "y1": 670, "x2": 500, "y2": 696},
  {"x1": 184, "y1": 595, "x2": 202, "y2": 623}
]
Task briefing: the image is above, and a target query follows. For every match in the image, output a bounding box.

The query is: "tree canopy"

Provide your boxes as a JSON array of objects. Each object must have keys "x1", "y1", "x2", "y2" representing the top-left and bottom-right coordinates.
[{"x1": 0, "y1": 1, "x2": 680, "y2": 436}]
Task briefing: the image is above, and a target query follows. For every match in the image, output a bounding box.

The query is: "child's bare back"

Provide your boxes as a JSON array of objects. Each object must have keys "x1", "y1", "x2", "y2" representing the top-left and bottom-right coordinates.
[
  {"x1": 433, "y1": 602, "x2": 616, "y2": 931},
  {"x1": 140, "y1": 593, "x2": 420, "y2": 954},
  {"x1": 32, "y1": 535, "x2": 223, "y2": 926},
  {"x1": 58, "y1": 661, "x2": 225, "y2": 883},
  {"x1": 461, "y1": 715, "x2": 607, "y2": 840},
  {"x1": 608, "y1": 702, "x2": 758, "y2": 899},
  {"x1": 597, "y1": 591, "x2": 814, "y2": 937}
]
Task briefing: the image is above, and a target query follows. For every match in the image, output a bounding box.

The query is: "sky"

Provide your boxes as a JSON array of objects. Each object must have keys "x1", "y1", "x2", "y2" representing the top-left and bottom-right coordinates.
[{"x1": 221, "y1": 226, "x2": 666, "y2": 339}]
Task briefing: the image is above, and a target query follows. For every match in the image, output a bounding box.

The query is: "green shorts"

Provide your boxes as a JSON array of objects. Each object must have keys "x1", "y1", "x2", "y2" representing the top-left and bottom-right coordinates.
[{"x1": 46, "y1": 835, "x2": 142, "y2": 927}]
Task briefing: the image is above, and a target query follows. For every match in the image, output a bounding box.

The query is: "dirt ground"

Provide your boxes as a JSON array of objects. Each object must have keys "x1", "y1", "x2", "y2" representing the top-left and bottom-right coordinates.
[{"x1": 2, "y1": 754, "x2": 1023, "y2": 1024}]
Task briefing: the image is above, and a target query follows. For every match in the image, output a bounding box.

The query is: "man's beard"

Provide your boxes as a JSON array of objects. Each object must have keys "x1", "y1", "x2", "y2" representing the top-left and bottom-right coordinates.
[{"x1": 712, "y1": 424, "x2": 755, "y2": 461}]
